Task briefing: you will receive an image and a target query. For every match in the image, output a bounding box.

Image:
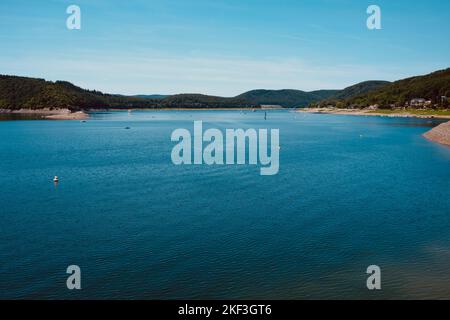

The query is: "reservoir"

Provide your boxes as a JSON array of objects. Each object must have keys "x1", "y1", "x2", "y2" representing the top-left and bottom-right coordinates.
[{"x1": 0, "y1": 110, "x2": 449, "y2": 299}]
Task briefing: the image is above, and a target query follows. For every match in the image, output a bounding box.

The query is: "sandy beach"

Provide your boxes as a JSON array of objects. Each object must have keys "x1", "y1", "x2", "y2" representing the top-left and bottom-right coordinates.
[
  {"x1": 0, "y1": 108, "x2": 89, "y2": 120},
  {"x1": 44, "y1": 111, "x2": 88, "y2": 120}
]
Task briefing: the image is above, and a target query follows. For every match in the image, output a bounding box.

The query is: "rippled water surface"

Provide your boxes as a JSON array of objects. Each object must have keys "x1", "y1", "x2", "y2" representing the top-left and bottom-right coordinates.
[{"x1": 1, "y1": 110, "x2": 450, "y2": 299}]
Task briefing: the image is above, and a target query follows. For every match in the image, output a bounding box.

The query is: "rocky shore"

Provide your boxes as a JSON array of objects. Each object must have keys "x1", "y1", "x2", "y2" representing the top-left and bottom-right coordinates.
[{"x1": 424, "y1": 121, "x2": 450, "y2": 146}]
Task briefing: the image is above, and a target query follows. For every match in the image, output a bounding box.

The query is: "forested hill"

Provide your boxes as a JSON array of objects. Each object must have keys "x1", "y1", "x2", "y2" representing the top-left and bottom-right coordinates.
[
  {"x1": 235, "y1": 81, "x2": 391, "y2": 108},
  {"x1": 235, "y1": 89, "x2": 338, "y2": 108},
  {"x1": 0, "y1": 75, "x2": 258, "y2": 110},
  {"x1": 0, "y1": 75, "x2": 391, "y2": 110},
  {"x1": 330, "y1": 81, "x2": 391, "y2": 100},
  {"x1": 156, "y1": 94, "x2": 256, "y2": 108},
  {"x1": 2, "y1": 70, "x2": 448, "y2": 110},
  {"x1": 0, "y1": 75, "x2": 162, "y2": 110},
  {"x1": 311, "y1": 68, "x2": 450, "y2": 109}
]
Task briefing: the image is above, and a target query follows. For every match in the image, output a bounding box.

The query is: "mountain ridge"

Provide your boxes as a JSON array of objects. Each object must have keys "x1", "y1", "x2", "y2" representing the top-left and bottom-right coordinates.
[
  {"x1": 312, "y1": 69, "x2": 450, "y2": 109},
  {"x1": 1, "y1": 69, "x2": 448, "y2": 110}
]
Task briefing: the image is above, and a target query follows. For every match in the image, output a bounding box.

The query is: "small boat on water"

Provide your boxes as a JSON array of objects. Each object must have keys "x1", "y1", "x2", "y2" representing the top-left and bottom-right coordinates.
[{"x1": 53, "y1": 176, "x2": 59, "y2": 183}]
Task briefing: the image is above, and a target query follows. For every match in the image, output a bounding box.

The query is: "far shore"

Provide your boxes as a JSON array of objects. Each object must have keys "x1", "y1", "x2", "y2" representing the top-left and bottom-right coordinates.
[
  {"x1": 298, "y1": 107, "x2": 450, "y2": 119},
  {"x1": 0, "y1": 108, "x2": 88, "y2": 120}
]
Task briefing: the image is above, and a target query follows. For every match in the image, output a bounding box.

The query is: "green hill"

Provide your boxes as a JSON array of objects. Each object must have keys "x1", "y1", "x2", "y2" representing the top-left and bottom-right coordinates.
[
  {"x1": 313, "y1": 69, "x2": 450, "y2": 109},
  {"x1": 235, "y1": 83, "x2": 389, "y2": 108},
  {"x1": 0, "y1": 75, "x2": 257, "y2": 110},
  {"x1": 0, "y1": 75, "x2": 162, "y2": 110},
  {"x1": 158, "y1": 94, "x2": 256, "y2": 108},
  {"x1": 330, "y1": 81, "x2": 390, "y2": 100},
  {"x1": 0, "y1": 75, "x2": 335, "y2": 110},
  {"x1": 3, "y1": 70, "x2": 448, "y2": 111},
  {"x1": 309, "y1": 90, "x2": 341, "y2": 100},
  {"x1": 236, "y1": 89, "x2": 338, "y2": 108}
]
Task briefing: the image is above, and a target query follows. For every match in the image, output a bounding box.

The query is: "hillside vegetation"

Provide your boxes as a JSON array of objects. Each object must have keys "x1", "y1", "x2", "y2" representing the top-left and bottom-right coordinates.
[
  {"x1": 0, "y1": 75, "x2": 163, "y2": 110},
  {"x1": 312, "y1": 69, "x2": 450, "y2": 109},
  {"x1": 2, "y1": 69, "x2": 448, "y2": 111},
  {"x1": 0, "y1": 75, "x2": 257, "y2": 110},
  {"x1": 236, "y1": 89, "x2": 338, "y2": 108},
  {"x1": 236, "y1": 81, "x2": 391, "y2": 108},
  {"x1": 331, "y1": 81, "x2": 390, "y2": 100}
]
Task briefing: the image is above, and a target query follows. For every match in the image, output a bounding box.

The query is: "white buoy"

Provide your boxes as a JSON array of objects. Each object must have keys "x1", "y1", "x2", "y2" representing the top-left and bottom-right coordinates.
[{"x1": 53, "y1": 176, "x2": 59, "y2": 183}]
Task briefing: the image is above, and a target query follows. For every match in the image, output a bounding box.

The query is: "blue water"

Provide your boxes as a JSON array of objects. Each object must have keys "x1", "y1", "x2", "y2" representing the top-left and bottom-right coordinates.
[{"x1": 1, "y1": 110, "x2": 450, "y2": 299}]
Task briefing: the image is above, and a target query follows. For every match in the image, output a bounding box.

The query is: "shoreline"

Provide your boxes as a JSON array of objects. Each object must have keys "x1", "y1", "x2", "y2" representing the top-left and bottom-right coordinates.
[
  {"x1": 0, "y1": 108, "x2": 89, "y2": 120},
  {"x1": 424, "y1": 121, "x2": 450, "y2": 146},
  {"x1": 45, "y1": 111, "x2": 88, "y2": 120},
  {"x1": 298, "y1": 108, "x2": 450, "y2": 119}
]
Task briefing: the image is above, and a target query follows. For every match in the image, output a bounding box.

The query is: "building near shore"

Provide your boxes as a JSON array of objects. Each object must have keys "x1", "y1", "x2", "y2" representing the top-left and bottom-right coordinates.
[{"x1": 410, "y1": 98, "x2": 427, "y2": 107}]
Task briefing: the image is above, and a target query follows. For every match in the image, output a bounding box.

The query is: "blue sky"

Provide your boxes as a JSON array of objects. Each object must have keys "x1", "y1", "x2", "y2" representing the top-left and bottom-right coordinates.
[{"x1": 0, "y1": 0, "x2": 449, "y2": 96}]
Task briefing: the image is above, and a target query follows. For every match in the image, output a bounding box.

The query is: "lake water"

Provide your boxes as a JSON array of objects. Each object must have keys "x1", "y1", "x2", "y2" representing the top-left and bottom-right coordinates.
[{"x1": 1, "y1": 110, "x2": 450, "y2": 299}]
